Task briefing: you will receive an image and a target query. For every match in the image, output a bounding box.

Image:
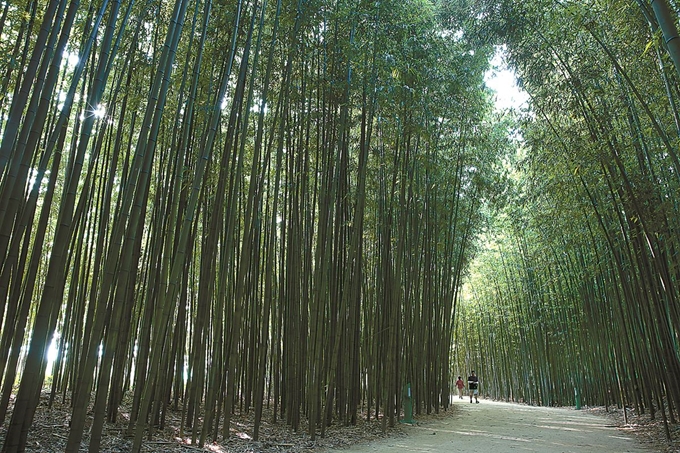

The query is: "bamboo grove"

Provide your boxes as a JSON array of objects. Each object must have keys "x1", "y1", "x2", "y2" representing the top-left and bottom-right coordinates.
[
  {"x1": 0, "y1": 0, "x2": 505, "y2": 450},
  {"x1": 452, "y1": 0, "x2": 680, "y2": 440}
]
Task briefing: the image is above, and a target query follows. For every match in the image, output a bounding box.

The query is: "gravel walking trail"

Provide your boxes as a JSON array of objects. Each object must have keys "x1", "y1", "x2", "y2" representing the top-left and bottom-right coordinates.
[{"x1": 336, "y1": 398, "x2": 654, "y2": 453}]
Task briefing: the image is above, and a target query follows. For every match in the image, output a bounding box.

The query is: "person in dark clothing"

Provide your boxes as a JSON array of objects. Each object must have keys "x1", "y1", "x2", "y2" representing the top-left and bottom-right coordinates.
[{"x1": 468, "y1": 371, "x2": 479, "y2": 403}]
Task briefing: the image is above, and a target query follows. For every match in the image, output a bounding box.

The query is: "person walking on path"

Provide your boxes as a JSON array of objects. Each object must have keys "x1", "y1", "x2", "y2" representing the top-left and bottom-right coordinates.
[
  {"x1": 455, "y1": 376, "x2": 465, "y2": 399},
  {"x1": 468, "y1": 371, "x2": 479, "y2": 403}
]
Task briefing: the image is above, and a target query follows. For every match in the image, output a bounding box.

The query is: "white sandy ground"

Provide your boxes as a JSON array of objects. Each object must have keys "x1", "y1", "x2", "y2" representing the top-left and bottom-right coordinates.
[{"x1": 336, "y1": 398, "x2": 654, "y2": 453}]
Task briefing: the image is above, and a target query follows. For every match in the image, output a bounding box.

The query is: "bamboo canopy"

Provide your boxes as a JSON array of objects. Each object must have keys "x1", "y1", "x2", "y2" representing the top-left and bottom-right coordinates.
[{"x1": 0, "y1": 0, "x2": 678, "y2": 451}]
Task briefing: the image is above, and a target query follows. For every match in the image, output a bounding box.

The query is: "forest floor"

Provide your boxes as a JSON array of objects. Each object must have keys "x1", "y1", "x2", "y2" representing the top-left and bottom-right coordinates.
[{"x1": 0, "y1": 392, "x2": 678, "y2": 452}]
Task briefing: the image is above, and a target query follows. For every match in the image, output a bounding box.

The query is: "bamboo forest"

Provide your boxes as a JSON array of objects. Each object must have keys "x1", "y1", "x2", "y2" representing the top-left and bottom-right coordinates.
[{"x1": 0, "y1": 0, "x2": 679, "y2": 451}]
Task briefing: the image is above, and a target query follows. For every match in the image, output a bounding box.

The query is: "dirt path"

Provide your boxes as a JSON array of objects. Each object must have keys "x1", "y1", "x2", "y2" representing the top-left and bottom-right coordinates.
[{"x1": 336, "y1": 398, "x2": 655, "y2": 453}]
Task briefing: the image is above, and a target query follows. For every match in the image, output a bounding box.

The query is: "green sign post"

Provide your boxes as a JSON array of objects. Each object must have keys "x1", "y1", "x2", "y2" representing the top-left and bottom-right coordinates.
[{"x1": 400, "y1": 383, "x2": 415, "y2": 424}]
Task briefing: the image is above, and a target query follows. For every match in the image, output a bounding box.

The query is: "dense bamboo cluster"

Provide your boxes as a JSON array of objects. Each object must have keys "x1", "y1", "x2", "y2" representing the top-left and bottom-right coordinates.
[
  {"x1": 0, "y1": 0, "x2": 501, "y2": 451},
  {"x1": 454, "y1": 0, "x2": 680, "y2": 439}
]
